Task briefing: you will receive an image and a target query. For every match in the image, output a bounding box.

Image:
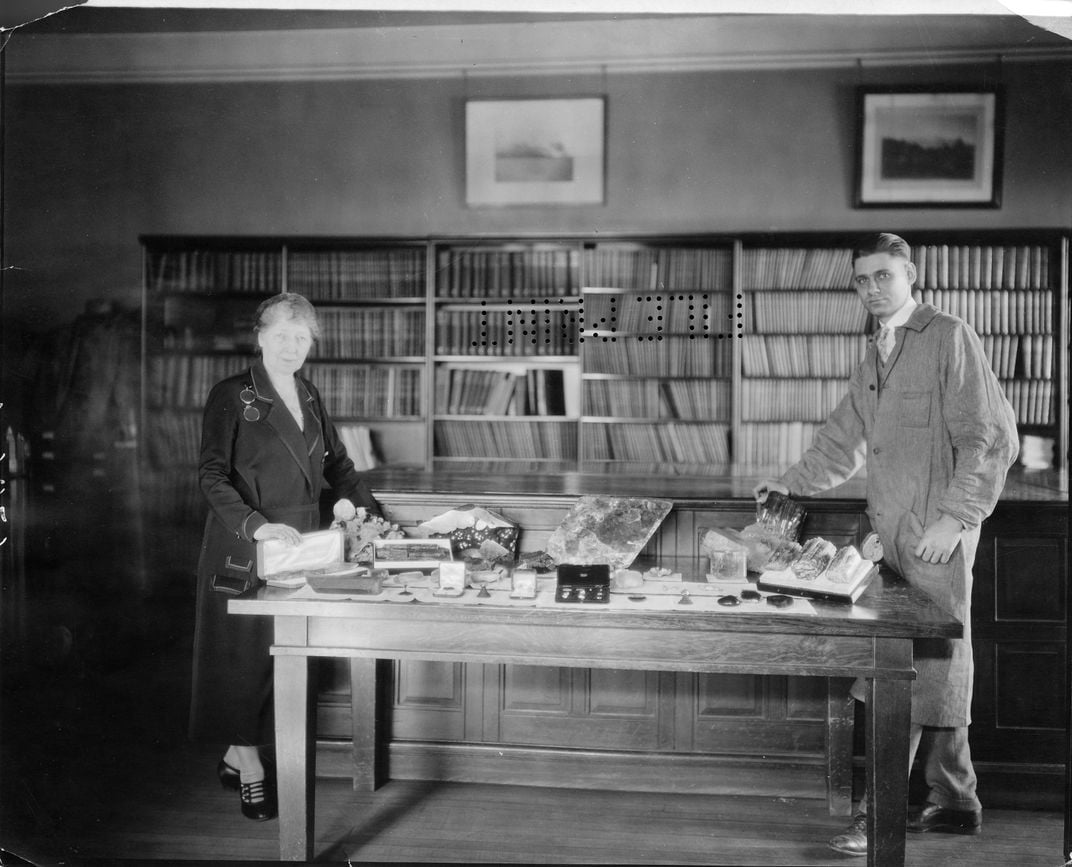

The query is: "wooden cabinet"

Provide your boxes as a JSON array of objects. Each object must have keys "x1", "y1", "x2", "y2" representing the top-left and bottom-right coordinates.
[
  {"x1": 970, "y1": 498, "x2": 1068, "y2": 808},
  {"x1": 308, "y1": 472, "x2": 1067, "y2": 808}
]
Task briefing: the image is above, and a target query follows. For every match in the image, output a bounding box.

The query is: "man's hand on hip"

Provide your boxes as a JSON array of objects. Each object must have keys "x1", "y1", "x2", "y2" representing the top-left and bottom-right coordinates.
[{"x1": 914, "y1": 513, "x2": 963, "y2": 564}]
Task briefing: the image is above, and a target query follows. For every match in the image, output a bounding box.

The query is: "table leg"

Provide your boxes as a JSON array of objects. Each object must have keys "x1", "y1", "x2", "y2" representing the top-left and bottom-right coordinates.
[
  {"x1": 864, "y1": 674, "x2": 911, "y2": 867},
  {"x1": 351, "y1": 657, "x2": 381, "y2": 791},
  {"x1": 274, "y1": 653, "x2": 315, "y2": 861},
  {"x1": 826, "y1": 677, "x2": 855, "y2": 817}
]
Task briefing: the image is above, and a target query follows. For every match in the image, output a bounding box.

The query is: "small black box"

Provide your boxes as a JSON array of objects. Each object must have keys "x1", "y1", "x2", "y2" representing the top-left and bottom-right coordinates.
[{"x1": 555, "y1": 564, "x2": 611, "y2": 604}]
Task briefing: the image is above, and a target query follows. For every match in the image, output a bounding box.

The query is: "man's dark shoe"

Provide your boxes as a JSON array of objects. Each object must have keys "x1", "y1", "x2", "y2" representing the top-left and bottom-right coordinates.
[
  {"x1": 828, "y1": 813, "x2": 868, "y2": 856},
  {"x1": 907, "y1": 804, "x2": 982, "y2": 835}
]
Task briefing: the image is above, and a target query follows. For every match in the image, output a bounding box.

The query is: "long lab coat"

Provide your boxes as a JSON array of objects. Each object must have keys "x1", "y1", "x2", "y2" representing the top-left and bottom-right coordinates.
[{"x1": 780, "y1": 303, "x2": 1018, "y2": 727}]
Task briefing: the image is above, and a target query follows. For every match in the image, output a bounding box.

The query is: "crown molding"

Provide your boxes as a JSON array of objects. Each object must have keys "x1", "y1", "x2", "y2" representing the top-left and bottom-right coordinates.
[{"x1": 6, "y1": 16, "x2": 1071, "y2": 84}]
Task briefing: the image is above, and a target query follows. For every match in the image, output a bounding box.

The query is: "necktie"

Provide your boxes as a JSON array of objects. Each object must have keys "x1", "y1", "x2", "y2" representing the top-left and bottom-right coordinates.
[{"x1": 877, "y1": 325, "x2": 895, "y2": 363}]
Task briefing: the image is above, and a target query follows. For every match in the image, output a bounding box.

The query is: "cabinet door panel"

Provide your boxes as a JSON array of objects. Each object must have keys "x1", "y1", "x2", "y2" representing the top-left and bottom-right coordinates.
[
  {"x1": 499, "y1": 666, "x2": 663, "y2": 749},
  {"x1": 786, "y1": 675, "x2": 827, "y2": 721},
  {"x1": 696, "y1": 672, "x2": 764, "y2": 716},
  {"x1": 995, "y1": 642, "x2": 1066, "y2": 730},
  {"x1": 589, "y1": 668, "x2": 658, "y2": 716},
  {"x1": 994, "y1": 537, "x2": 1066, "y2": 622},
  {"x1": 390, "y1": 660, "x2": 471, "y2": 741},
  {"x1": 502, "y1": 664, "x2": 572, "y2": 714}
]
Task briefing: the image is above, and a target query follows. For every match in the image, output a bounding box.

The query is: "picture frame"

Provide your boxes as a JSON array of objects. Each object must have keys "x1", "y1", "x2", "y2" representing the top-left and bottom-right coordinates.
[
  {"x1": 854, "y1": 87, "x2": 1003, "y2": 208},
  {"x1": 465, "y1": 97, "x2": 606, "y2": 207}
]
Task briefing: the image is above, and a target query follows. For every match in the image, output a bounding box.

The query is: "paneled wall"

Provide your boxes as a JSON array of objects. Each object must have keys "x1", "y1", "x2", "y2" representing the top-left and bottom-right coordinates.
[{"x1": 307, "y1": 486, "x2": 1069, "y2": 807}]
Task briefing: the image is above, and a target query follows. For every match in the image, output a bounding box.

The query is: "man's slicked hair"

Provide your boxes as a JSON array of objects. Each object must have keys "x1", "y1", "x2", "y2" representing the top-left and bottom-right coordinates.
[{"x1": 851, "y1": 232, "x2": 912, "y2": 264}]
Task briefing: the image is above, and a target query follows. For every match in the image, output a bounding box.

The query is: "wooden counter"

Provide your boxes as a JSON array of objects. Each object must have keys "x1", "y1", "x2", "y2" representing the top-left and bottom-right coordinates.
[{"x1": 299, "y1": 466, "x2": 1067, "y2": 810}]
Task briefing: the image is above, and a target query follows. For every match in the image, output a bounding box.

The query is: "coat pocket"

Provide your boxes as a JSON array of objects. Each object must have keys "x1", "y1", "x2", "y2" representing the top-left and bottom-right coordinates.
[
  {"x1": 210, "y1": 572, "x2": 256, "y2": 596},
  {"x1": 899, "y1": 391, "x2": 931, "y2": 428},
  {"x1": 209, "y1": 551, "x2": 257, "y2": 595}
]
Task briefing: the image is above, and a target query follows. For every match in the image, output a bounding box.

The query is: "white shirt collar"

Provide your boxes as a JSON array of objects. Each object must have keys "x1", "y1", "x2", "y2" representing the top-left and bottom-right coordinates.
[{"x1": 880, "y1": 296, "x2": 918, "y2": 330}]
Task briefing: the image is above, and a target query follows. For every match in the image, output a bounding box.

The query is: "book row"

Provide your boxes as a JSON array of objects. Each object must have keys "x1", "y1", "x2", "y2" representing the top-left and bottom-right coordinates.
[
  {"x1": 739, "y1": 248, "x2": 854, "y2": 290},
  {"x1": 741, "y1": 335, "x2": 869, "y2": 378},
  {"x1": 739, "y1": 333, "x2": 1051, "y2": 380},
  {"x1": 435, "y1": 309, "x2": 579, "y2": 356},
  {"x1": 149, "y1": 249, "x2": 283, "y2": 294},
  {"x1": 740, "y1": 379, "x2": 848, "y2": 423},
  {"x1": 735, "y1": 422, "x2": 826, "y2": 468},
  {"x1": 147, "y1": 242, "x2": 1054, "y2": 299},
  {"x1": 313, "y1": 309, "x2": 424, "y2": 358},
  {"x1": 583, "y1": 246, "x2": 733, "y2": 291},
  {"x1": 974, "y1": 334, "x2": 1054, "y2": 381},
  {"x1": 1001, "y1": 379, "x2": 1055, "y2": 426},
  {"x1": 150, "y1": 248, "x2": 427, "y2": 298},
  {"x1": 433, "y1": 458, "x2": 579, "y2": 473},
  {"x1": 583, "y1": 291, "x2": 734, "y2": 334},
  {"x1": 150, "y1": 354, "x2": 251, "y2": 409},
  {"x1": 580, "y1": 460, "x2": 737, "y2": 476},
  {"x1": 918, "y1": 289, "x2": 1053, "y2": 334},
  {"x1": 145, "y1": 411, "x2": 202, "y2": 468},
  {"x1": 583, "y1": 336, "x2": 733, "y2": 376},
  {"x1": 287, "y1": 249, "x2": 426, "y2": 299},
  {"x1": 738, "y1": 244, "x2": 1052, "y2": 292},
  {"x1": 912, "y1": 244, "x2": 1050, "y2": 291},
  {"x1": 584, "y1": 421, "x2": 731, "y2": 464},
  {"x1": 306, "y1": 364, "x2": 422, "y2": 417},
  {"x1": 434, "y1": 419, "x2": 577, "y2": 461},
  {"x1": 583, "y1": 379, "x2": 731, "y2": 420},
  {"x1": 149, "y1": 355, "x2": 423, "y2": 417},
  {"x1": 434, "y1": 367, "x2": 568, "y2": 416},
  {"x1": 1014, "y1": 335, "x2": 1055, "y2": 380},
  {"x1": 437, "y1": 247, "x2": 580, "y2": 297},
  {"x1": 744, "y1": 293, "x2": 871, "y2": 334}
]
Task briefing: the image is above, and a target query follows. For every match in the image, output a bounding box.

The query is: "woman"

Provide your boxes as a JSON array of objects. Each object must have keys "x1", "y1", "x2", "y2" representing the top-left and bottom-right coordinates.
[{"x1": 188, "y1": 292, "x2": 381, "y2": 821}]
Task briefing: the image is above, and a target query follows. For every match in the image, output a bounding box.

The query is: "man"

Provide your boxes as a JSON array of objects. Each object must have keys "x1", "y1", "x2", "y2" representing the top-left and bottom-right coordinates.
[{"x1": 753, "y1": 232, "x2": 1019, "y2": 857}]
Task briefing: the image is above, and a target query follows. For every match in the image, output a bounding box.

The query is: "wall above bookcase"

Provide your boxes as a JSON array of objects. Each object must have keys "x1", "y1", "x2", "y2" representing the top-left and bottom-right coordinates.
[{"x1": 140, "y1": 229, "x2": 1070, "y2": 480}]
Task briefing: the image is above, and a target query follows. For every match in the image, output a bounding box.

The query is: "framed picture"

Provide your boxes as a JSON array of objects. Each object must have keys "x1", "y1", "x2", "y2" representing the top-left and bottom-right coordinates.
[
  {"x1": 465, "y1": 97, "x2": 605, "y2": 207},
  {"x1": 854, "y1": 87, "x2": 1003, "y2": 208}
]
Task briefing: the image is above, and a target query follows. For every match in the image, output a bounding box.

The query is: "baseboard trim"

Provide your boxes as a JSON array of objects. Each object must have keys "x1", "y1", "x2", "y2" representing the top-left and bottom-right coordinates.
[
  {"x1": 316, "y1": 741, "x2": 1065, "y2": 809},
  {"x1": 318, "y1": 740, "x2": 829, "y2": 799}
]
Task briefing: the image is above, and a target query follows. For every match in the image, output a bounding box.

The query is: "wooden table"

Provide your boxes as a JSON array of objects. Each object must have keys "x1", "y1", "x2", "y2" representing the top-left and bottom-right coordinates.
[{"x1": 230, "y1": 567, "x2": 960, "y2": 867}]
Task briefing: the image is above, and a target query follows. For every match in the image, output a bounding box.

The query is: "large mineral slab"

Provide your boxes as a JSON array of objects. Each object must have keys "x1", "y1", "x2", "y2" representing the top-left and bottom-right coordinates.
[{"x1": 546, "y1": 496, "x2": 673, "y2": 570}]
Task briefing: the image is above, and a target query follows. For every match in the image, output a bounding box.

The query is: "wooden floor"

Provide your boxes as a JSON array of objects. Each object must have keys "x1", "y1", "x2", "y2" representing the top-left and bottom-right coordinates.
[{"x1": 0, "y1": 572, "x2": 1066, "y2": 866}]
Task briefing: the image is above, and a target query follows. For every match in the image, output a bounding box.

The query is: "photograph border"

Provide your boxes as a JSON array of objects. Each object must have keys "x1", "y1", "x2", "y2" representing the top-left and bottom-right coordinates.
[
  {"x1": 465, "y1": 97, "x2": 606, "y2": 207},
  {"x1": 854, "y1": 86, "x2": 1003, "y2": 209}
]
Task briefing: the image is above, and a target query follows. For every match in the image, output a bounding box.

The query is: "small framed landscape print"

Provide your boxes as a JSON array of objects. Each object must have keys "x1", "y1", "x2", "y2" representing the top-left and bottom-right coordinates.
[
  {"x1": 854, "y1": 87, "x2": 1002, "y2": 208},
  {"x1": 465, "y1": 97, "x2": 606, "y2": 207}
]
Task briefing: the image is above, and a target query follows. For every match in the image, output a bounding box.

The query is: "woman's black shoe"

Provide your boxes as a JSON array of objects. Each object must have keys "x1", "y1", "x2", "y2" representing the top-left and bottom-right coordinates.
[
  {"x1": 239, "y1": 778, "x2": 277, "y2": 821},
  {"x1": 217, "y1": 759, "x2": 241, "y2": 790}
]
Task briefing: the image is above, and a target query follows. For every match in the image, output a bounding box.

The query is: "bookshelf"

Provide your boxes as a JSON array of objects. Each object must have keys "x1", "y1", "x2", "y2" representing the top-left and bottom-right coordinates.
[
  {"x1": 141, "y1": 230, "x2": 1070, "y2": 478},
  {"x1": 735, "y1": 231, "x2": 1069, "y2": 473},
  {"x1": 737, "y1": 242, "x2": 864, "y2": 469},
  {"x1": 431, "y1": 241, "x2": 582, "y2": 472},
  {"x1": 579, "y1": 242, "x2": 735, "y2": 474},
  {"x1": 141, "y1": 237, "x2": 429, "y2": 475}
]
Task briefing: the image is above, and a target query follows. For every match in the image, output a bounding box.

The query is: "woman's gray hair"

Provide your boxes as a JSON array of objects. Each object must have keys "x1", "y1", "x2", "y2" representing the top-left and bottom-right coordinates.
[{"x1": 253, "y1": 292, "x2": 321, "y2": 342}]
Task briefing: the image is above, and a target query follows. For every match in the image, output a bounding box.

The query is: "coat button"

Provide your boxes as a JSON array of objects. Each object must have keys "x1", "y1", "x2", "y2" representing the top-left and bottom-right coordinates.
[
  {"x1": 873, "y1": 447, "x2": 881, "y2": 454},
  {"x1": 869, "y1": 384, "x2": 876, "y2": 391}
]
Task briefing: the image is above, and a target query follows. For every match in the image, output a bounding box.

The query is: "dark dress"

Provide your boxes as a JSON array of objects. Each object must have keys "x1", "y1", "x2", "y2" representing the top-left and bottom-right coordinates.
[{"x1": 188, "y1": 361, "x2": 380, "y2": 746}]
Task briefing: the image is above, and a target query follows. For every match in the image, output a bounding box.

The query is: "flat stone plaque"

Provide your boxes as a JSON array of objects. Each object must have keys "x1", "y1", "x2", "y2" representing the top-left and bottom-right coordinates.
[{"x1": 546, "y1": 496, "x2": 673, "y2": 570}]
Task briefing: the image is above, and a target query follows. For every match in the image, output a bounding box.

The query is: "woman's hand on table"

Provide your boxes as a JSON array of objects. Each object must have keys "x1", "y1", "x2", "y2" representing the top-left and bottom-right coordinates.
[{"x1": 254, "y1": 523, "x2": 304, "y2": 546}]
